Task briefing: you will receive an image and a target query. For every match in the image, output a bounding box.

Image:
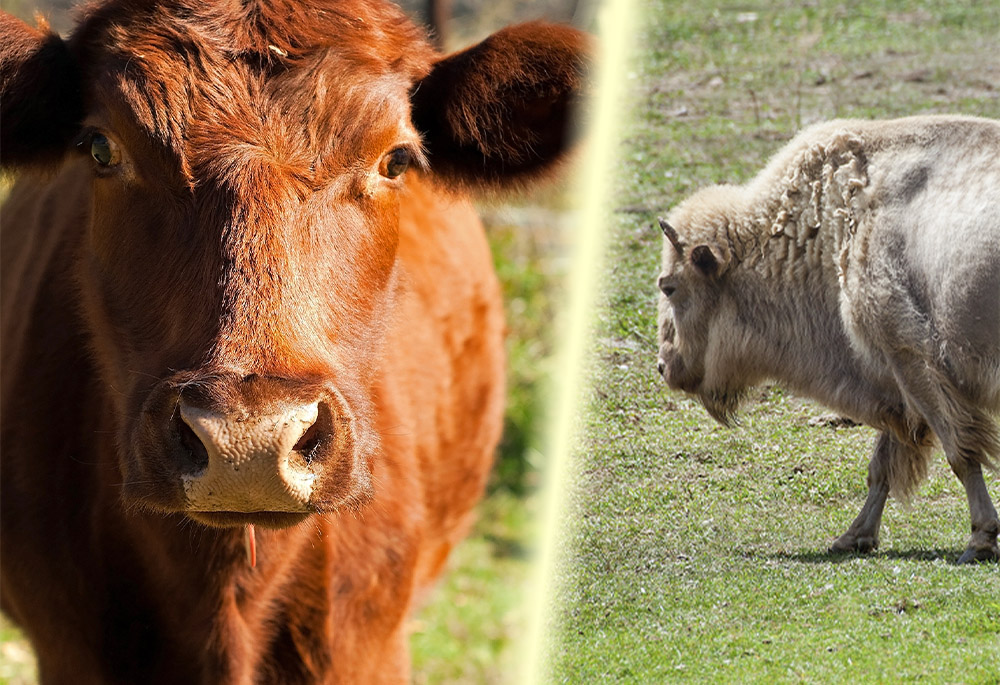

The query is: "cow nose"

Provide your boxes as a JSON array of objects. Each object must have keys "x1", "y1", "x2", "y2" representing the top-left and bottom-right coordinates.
[{"x1": 177, "y1": 401, "x2": 321, "y2": 513}]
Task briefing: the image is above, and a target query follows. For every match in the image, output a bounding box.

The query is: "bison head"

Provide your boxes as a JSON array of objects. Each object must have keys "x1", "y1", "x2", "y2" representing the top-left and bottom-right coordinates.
[
  {"x1": 655, "y1": 186, "x2": 756, "y2": 425},
  {"x1": 0, "y1": 1, "x2": 587, "y2": 528}
]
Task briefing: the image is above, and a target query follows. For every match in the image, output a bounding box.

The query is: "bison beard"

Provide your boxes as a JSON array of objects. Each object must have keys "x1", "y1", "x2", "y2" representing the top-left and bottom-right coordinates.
[{"x1": 698, "y1": 387, "x2": 749, "y2": 428}]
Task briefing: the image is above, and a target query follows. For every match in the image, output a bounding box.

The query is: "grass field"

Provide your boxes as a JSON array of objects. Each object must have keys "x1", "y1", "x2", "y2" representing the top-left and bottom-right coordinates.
[{"x1": 544, "y1": 0, "x2": 1000, "y2": 681}]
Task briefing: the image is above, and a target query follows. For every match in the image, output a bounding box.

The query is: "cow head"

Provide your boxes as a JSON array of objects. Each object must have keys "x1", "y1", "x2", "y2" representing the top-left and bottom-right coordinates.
[
  {"x1": 655, "y1": 186, "x2": 748, "y2": 425},
  {"x1": 0, "y1": 1, "x2": 587, "y2": 528}
]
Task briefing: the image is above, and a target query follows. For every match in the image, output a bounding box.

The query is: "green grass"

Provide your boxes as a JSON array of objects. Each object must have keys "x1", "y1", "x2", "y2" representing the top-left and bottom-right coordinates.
[
  {"x1": 545, "y1": 0, "x2": 1000, "y2": 681},
  {"x1": 0, "y1": 623, "x2": 35, "y2": 685},
  {"x1": 487, "y1": 201, "x2": 570, "y2": 495},
  {"x1": 412, "y1": 490, "x2": 539, "y2": 684}
]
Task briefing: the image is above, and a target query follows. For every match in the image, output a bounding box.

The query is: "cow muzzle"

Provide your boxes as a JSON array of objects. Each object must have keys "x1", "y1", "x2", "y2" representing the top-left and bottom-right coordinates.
[
  {"x1": 178, "y1": 400, "x2": 321, "y2": 514},
  {"x1": 124, "y1": 372, "x2": 373, "y2": 526}
]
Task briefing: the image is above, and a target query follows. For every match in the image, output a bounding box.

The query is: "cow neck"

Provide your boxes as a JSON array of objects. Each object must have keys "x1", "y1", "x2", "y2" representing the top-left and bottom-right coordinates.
[{"x1": 110, "y1": 510, "x2": 325, "y2": 671}]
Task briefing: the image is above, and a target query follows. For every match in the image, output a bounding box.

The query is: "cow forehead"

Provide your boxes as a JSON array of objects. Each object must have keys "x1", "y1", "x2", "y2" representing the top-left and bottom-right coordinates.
[
  {"x1": 102, "y1": 67, "x2": 418, "y2": 184},
  {"x1": 75, "y1": 0, "x2": 434, "y2": 180},
  {"x1": 74, "y1": 0, "x2": 434, "y2": 72}
]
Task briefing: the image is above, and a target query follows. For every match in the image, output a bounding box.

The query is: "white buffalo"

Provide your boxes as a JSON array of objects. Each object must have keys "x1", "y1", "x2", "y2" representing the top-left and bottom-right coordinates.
[{"x1": 657, "y1": 115, "x2": 999, "y2": 563}]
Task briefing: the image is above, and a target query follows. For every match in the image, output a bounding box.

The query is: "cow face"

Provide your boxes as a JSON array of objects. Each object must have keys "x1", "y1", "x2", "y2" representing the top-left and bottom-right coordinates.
[
  {"x1": 0, "y1": 2, "x2": 587, "y2": 527},
  {"x1": 655, "y1": 187, "x2": 743, "y2": 424},
  {"x1": 69, "y1": 18, "x2": 429, "y2": 526}
]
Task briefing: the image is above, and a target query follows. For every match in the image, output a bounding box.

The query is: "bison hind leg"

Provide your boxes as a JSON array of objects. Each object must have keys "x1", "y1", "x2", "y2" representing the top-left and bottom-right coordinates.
[
  {"x1": 880, "y1": 348, "x2": 1000, "y2": 562},
  {"x1": 953, "y1": 458, "x2": 1000, "y2": 564},
  {"x1": 945, "y1": 406, "x2": 1000, "y2": 562},
  {"x1": 949, "y1": 417, "x2": 1000, "y2": 563},
  {"x1": 922, "y1": 384, "x2": 999, "y2": 562},
  {"x1": 830, "y1": 431, "x2": 930, "y2": 555},
  {"x1": 910, "y1": 387, "x2": 999, "y2": 563}
]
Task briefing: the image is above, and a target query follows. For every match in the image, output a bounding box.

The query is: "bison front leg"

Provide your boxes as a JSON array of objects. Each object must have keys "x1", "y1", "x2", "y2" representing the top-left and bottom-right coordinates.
[{"x1": 830, "y1": 432, "x2": 899, "y2": 554}]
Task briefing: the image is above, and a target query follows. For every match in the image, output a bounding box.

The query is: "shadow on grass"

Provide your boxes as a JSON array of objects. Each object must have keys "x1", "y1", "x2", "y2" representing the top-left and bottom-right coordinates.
[{"x1": 765, "y1": 548, "x2": 966, "y2": 564}]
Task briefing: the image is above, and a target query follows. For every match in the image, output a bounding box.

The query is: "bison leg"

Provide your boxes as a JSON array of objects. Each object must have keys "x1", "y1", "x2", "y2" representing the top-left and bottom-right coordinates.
[
  {"x1": 951, "y1": 462, "x2": 1000, "y2": 564},
  {"x1": 936, "y1": 405, "x2": 1000, "y2": 563},
  {"x1": 830, "y1": 431, "x2": 896, "y2": 554},
  {"x1": 879, "y1": 350, "x2": 999, "y2": 562},
  {"x1": 906, "y1": 385, "x2": 1000, "y2": 562}
]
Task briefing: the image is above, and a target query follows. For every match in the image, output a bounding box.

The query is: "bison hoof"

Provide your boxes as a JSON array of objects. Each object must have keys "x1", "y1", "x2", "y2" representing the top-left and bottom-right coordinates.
[
  {"x1": 829, "y1": 534, "x2": 878, "y2": 554},
  {"x1": 957, "y1": 545, "x2": 1000, "y2": 565}
]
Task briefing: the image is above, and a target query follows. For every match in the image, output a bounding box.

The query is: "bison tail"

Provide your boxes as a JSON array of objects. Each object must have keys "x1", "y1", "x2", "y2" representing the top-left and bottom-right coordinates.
[{"x1": 884, "y1": 424, "x2": 934, "y2": 503}]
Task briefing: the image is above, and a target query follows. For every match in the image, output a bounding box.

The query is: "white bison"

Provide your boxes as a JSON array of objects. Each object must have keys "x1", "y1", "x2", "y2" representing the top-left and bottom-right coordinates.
[{"x1": 656, "y1": 115, "x2": 999, "y2": 563}]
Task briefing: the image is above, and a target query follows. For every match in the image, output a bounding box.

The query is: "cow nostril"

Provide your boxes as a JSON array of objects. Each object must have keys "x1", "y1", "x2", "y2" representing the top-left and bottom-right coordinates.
[
  {"x1": 293, "y1": 419, "x2": 321, "y2": 462},
  {"x1": 657, "y1": 359, "x2": 666, "y2": 376},
  {"x1": 174, "y1": 413, "x2": 210, "y2": 472}
]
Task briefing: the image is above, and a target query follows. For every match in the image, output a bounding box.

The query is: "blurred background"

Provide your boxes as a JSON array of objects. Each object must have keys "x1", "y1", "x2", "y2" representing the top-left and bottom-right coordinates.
[{"x1": 0, "y1": 0, "x2": 596, "y2": 682}]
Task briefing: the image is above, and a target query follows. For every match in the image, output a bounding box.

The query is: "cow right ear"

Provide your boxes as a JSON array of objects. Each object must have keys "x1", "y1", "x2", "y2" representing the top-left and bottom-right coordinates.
[
  {"x1": 410, "y1": 22, "x2": 590, "y2": 192},
  {"x1": 0, "y1": 12, "x2": 83, "y2": 169}
]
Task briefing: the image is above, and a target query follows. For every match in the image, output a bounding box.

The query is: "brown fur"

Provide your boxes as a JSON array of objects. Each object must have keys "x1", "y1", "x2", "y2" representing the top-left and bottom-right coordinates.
[{"x1": 0, "y1": 1, "x2": 588, "y2": 681}]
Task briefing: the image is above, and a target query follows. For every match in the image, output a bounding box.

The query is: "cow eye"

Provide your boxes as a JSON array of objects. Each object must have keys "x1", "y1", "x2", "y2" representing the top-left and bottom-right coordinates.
[
  {"x1": 381, "y1": 147, "x2": 411, "y2": 179},
  {"x1": 90, "y1": 133, "x2": 120, "y2": 168}
]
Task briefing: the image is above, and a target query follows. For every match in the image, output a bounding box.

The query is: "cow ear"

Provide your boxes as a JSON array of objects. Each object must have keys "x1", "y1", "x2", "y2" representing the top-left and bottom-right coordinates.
[
  {"x1": 690, "y1": 245, "x2": 722, "y2": 277},
  {"x1": 410, "y1": 21, "x2": 589, "y2": 191},
  {"x1": 0, "y1": 12, "x2": 83, "y2": 168}
]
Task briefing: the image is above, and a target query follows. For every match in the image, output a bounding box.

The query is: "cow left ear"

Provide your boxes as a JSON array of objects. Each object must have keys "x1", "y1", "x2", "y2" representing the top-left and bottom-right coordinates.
[
  {"x1": 410, "y1": 22, "x2": 590, "y2": 191},
  {"x1": 0, "y1": 11, "x2": 83, "y2": 168}
]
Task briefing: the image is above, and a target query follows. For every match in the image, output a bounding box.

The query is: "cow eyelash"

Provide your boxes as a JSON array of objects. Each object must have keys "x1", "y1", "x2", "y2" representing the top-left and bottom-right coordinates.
[
  {"x1": 381, "y1": 148, "x2": 410, "y2": 179},
  {"x1": 72, "y1": 128, "x2": 95, "y2": 149}
]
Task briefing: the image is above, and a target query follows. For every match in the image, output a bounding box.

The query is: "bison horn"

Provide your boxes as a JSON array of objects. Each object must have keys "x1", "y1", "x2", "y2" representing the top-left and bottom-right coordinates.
[{"x1": 658, "y1": 218, "x2": 684, "y2": 253}]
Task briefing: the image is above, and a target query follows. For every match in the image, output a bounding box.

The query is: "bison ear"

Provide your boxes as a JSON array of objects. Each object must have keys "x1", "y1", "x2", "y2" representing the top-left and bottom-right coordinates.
[
  {"x1": 690, "y1": 245, "x2": 722, "y2": 277},
  {"x1": 0, "y1": 12, "x2": 83, "y2": 168},
  {"x1": 410, "y1": 21, "x2": 590, "y2": 191}
]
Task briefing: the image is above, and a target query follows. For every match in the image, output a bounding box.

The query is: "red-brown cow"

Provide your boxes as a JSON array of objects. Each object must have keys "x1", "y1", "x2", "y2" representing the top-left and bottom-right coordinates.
[{"x1": 0, "y1": 1, "x2": 586, "y2": 681}]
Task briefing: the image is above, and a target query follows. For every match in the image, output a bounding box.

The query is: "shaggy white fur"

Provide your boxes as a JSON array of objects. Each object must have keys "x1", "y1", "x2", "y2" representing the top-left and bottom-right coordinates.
[{"x1": 657, "y1": 115, "x2": 1000, "y2": 563}]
